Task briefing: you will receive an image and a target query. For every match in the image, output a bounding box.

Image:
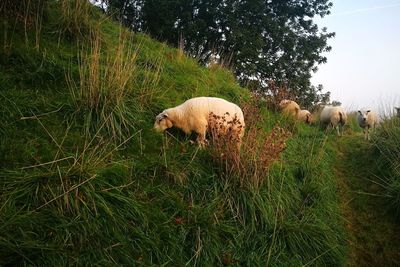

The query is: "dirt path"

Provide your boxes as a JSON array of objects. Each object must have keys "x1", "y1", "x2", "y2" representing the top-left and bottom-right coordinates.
[{"x1": 335, "y1": 134, "x2": 400, "y2": 266}]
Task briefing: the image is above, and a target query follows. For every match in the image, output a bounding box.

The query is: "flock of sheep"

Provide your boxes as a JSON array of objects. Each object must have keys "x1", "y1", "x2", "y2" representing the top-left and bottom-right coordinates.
[
  {"x1": 278, "y1": 99, "x2": 377, "y2": 140},
  {"x1": 154, "y1": 96, "x2": 380, "y2": 147}
]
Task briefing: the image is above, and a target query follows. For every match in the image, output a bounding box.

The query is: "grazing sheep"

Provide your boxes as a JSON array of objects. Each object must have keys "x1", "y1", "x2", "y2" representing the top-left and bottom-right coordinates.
[
  {"x1": 320, "y1": 106, "x2": 347, "y2": 136},
  {"x1": 395, "y1": 107, "x2": 400, "y2": 118},
  {"x1": 357, "y1": 109, "x2": 377, "y2": 140},
  {"x1": 154, "y1": 97, "x2": 245, "y2": 148},
  {"x1": 298, "y1": 109, "x2": 312, "y2": 124},
  {"x1": 279, "y1": 99, "x2": 300, "y2": 117}
]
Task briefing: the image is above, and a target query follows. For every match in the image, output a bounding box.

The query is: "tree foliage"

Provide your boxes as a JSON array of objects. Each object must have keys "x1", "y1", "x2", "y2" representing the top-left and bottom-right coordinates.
[{"x1": 97, "y1": 0, "x2": 334, "y2": 106}]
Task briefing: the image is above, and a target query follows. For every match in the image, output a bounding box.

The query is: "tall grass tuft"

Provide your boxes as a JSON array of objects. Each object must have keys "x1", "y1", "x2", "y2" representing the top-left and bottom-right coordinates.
[
  {"x1": 68, "y1": 29, "x2": 140, "y2": 139},
  {"x1": 176, "y1": 33, "x2": 185, "y2": 62},
  {"x1": 373, "y1": 115, "x2": 400, "y2": 217},
  {"x1": 134, "y1": 48, "x2": 164, "y2": 109},
  {"x1": 58, "y1": 0, "x2": 95, "y2": 40}
]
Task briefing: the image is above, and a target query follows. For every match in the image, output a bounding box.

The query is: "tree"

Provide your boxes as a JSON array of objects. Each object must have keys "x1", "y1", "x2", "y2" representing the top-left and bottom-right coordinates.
[
  {"x1": 95, "y1": 0, "x2": 143, "y2": 31},
  {"x1": 296, "y1": 84, "x2": 330, "y2": 109},
  {"x1": 331, "y1": 100, "x2": 342, "y2": 106},
  {"x1": 101, "y1": 0, "x2": 334, "y2": 103}
]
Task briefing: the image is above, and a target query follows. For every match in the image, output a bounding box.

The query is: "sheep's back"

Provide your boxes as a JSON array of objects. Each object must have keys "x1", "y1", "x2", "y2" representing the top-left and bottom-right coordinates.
[
  {"x1": 280, "y1": 100, "x2": 300, "y2": 116},
  {"x1": 320, "y1": 106, "x2": 344, "y2": 124},
  {"x1": 181, "y1": 97, "x2": 244, "y2": 124}
]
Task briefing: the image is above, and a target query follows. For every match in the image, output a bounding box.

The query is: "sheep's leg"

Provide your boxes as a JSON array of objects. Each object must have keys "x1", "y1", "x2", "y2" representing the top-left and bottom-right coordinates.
[
  {"x1": 196, "y1": 133, "x2": 206, "y2": 148},
  {"x1": 326, "y1": 122, "x2": 333, "y2": 135},
  {"x1": 195, "y1": 122, "x2": 208, "y2": 148}
]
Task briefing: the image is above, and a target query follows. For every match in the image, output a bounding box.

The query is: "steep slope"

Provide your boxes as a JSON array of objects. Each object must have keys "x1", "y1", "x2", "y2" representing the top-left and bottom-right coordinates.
[{"x1": 0, "y1": 1, "x2": 345, "y2": 265}]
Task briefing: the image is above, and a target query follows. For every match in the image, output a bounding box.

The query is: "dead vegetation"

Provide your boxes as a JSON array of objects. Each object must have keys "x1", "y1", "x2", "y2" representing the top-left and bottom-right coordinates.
[{"x1": 208, "y1": 97, "x2": 291, "y2": 189}]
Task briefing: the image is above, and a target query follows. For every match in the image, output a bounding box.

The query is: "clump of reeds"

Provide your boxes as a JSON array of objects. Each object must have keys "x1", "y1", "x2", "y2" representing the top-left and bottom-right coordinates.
[{"x1": 68, "y1": 28, "x2": 139, "y2": 140}]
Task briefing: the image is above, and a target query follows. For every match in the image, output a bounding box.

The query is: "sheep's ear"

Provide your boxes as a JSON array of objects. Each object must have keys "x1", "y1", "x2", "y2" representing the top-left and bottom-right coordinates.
[
  {"x1": 358, "y1": 110, "x2": 362, "y2": 114},
  {"x1": 163, "y1": 113, "x2": 168, "y2": 118},
  {"x1": 366, "y1": 110, "x2": 371, "y2": 113}
]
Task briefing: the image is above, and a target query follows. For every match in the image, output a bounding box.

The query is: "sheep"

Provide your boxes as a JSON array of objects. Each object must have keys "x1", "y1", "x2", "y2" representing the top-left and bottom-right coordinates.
[
  {"x1": 357, "y1": 109, "x2": 377, "y2": 140},
  {"x1": 279, "y1": 99, "x2": 300, "y2": 117},
  {"x1": 320, "y1": 106, "x2": 347, "y2": 136},
  {"x1": 298, "y1": 109, "x2": 312, "y2": 124},
  {"x1": 154, "y1": 97, "x2": 245, "y2": 148},
  {"x1": 395, "y1": 107, "x2": 400, "y2": 118}
]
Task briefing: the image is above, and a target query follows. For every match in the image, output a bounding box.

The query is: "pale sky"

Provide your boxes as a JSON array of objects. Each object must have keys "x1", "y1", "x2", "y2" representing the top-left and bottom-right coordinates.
[{"x1": 311, "y1": 0, "x2": 400, "y2": 115}]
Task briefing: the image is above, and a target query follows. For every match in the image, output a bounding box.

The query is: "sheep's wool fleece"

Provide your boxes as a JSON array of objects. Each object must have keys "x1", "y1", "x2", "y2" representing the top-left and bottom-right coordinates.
[
  {"x1": 174, "y1": 97, "x2": 244, "y2": 124},
  {"x1": 320, "y1": 106, "x2": 346, "y2": 125}
]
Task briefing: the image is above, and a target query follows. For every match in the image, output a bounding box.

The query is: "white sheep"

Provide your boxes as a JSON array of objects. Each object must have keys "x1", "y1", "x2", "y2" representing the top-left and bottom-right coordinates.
[
  {"x1": 357, "y1": 109, "x2": 377, "y2": 140},
  {"x1": 320, "y1": 106, "x2": 347, "y2": 136},
  {"x1": 154, "y1": 97, "x2": 245, "y2": 148},
  {"x1": 279, "y1": 99, "x2": 300, "y2": 117},
  {"x1": 298, "y1": 109, "x2": 312, "y2": 124}
]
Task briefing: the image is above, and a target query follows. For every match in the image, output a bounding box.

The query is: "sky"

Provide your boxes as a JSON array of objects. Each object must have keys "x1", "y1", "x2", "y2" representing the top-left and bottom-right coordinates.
[{"x1": 311, "y1": 0, "x2": 400, "y2": 114}]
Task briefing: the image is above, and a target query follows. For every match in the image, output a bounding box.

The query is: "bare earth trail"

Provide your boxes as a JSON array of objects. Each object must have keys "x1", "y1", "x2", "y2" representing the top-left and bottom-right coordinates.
[{"x1": 334, "y1": 134, "x2": 400, "y2": 266}]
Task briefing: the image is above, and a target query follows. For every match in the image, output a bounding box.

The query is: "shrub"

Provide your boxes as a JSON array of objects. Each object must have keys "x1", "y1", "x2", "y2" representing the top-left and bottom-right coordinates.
[{"x1": 208, "y1": 98, "x2": 290, "y2": 189}]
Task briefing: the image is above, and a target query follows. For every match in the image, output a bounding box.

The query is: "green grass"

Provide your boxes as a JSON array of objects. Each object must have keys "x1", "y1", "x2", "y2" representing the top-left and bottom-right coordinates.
[
  {"x1": 372, "y1": 116, "x2": 400, "y2": 218},
  {"x1": 1, "y1": 1, "x2": 346, "y2": 265},
  {"x1": 334, "y1": 134, "x2": 400, "y2": 266}
]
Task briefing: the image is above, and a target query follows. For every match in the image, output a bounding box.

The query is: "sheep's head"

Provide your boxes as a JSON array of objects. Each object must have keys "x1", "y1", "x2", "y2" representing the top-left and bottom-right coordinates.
[
  {"x1": 154, "y1": 111, "x2": 173, "y2": 132},
  {"x1": 278, "y1": 99, "x2": 290, "y2": 109},
  {"x1": 358, "y1": 110, "x2": 371, "y2": 122}
]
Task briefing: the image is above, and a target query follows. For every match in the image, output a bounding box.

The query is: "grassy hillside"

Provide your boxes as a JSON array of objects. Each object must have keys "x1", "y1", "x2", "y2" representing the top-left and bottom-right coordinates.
[{"x1": 1, "y1": 1, "x2": 345, "y2": 265}]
